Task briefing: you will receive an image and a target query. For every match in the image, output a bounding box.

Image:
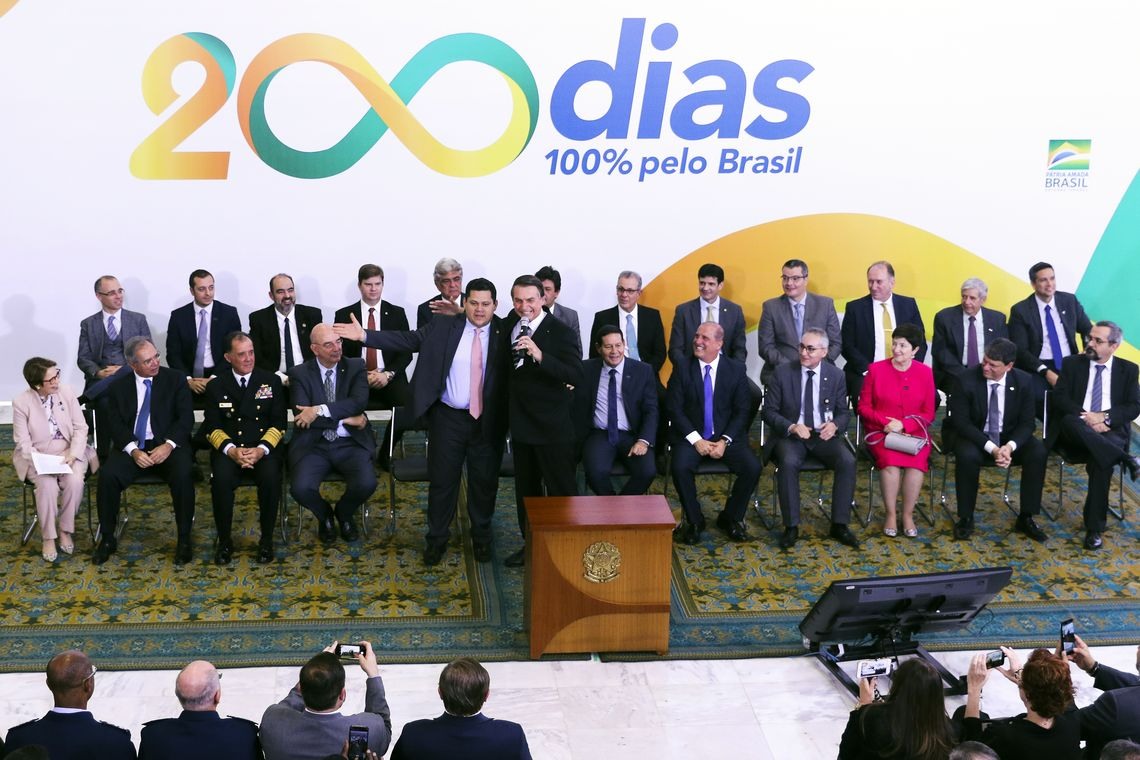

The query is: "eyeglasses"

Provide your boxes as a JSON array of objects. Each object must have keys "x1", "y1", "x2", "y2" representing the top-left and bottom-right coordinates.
[
  {"x1": 798, "y1": 344, "x2": 823, "y2": 353},
  {"x1": 97, "y1": 288, "x2": 125, "y2": 297},
  {"x1": 66, "y1": 664, "x2": 97, "y2": 688},
  {"x1": 136, "y1": 353, "x2": 162, "y2": 366},
  {"x1": 616, "y1": 287, "x2": 641, "y2": 295},
  {"x1": 781, "y1": 275, "x2": 806, "y2": 283},
  {"x1": 42, "y1": 371, "x2": 62, "y2": 383},
  {"x1": 1088, "y1": 337, "x2": 1116, "y2": 345}
]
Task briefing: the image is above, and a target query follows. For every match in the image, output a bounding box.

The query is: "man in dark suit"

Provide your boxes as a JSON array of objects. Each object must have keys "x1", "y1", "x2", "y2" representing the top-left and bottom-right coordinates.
[
  {"x1": 669, "y1": 262, "x2": 748, "y2": 366},
  {"x1": 536, "y1": 264, "x2": 583, "y2": 358},
  {"x1": 416, "y1": 257, "x2": 465, "y2": 327},
  {"x1": 1065, "y1": 635, "x2": 1140, "y2": 759},
  {"x1": 575, "y1": 325, "x2": 658, "y2": 496},
  {"x1": 1048, "y1": 321, "x2": 1140, "y2": 550},
  {"x1": 391, "y1": 657, "x2": 531, "y2": 760},
  {"x1": 138, "y1": 660, "x2": 260, "y2": 760},
  {"x1": 945, "y1": 338, "x2": 1047, "y2": 542},
  {"x1": 165, "y1": 269, "x2": 242, "y2": 401},
  {"x1": 840, "y1": 260, "x2": 926, "y2": 401},
  {"x1": 504, "y1": 275, "x2": 584, "y2": 567},
  {"x1": 333, "y1": 263, "x2": 412, "y2": 410},
  {"x1": 1008, "y1": 261, "x2": 1093, "y2": 412},
  {"x1": 248, "y1": 273, "x2": 323, "y2": 383},
  {"x1": 761, "y1": 327, "x2": 858, "y2": 550},
  {"x1": 259, "y1": 641, "x2": 391, "y2": 759},
  {"x1": 668, "y1": 322, "x2": 762, "y2": 545},
  {"x1": 932, "y1": 277, "x2": 1009, "y2": 394},
  {"x1": 288, "y1": 323, "x2": 375, "y2": 544},
  {"x1": 77, "y1": 275, "x2": 153, "y2": 389},
  {"x1": 757, "y1": 259, "x2": 841, "y2": 386},
  {"x1": 590, "y1": 270, "x2": 666, "y2": 377},
  {"x1": 4, "y1": 649, "x2": 136, "y2": 759},
  {"x1": 200, "y1": 331, "x2": 287, "y2": 564},
  {"x1": 94, "y1": 337, "x2": 195, "y2": 565},
  {"x1": 333, "y1": 278, "x2": 508, "y2": 565}
]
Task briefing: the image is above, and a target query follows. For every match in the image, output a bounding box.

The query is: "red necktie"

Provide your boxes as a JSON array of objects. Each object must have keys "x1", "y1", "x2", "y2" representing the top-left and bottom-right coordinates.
[{"x1": 365, "y1": 308, "x2": 378, "y2": 371}]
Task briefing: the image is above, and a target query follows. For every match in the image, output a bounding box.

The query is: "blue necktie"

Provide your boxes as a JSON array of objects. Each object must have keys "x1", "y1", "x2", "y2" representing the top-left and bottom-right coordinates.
[
  {"x1": 193, "y1": 308, "x2": 208, "y2": 377},
  {"x1": 626, "y1": 313, "x2": 640, "y2": 360},
  {"x1": 702, "y1": 364, "x2": 714, "y2": 439},
  {"x1": 1044, "y1": 304, "x2": 1065, "y2": 371},
  {"x1": 1091, "y1": 364, "x2": 1105, "y2": 413},
  {"x1": 106, "y1": 315, "x2": 118, "y2": 342},
  {"x1": 793, "y1": 302, "x2": 804, "y2": 338},
  {"x1": 134, "y1": 379, "x2": 152, "y2": 446},
  {"x1": 607, "y1": 368, "x2": 619, "y2": 446}
]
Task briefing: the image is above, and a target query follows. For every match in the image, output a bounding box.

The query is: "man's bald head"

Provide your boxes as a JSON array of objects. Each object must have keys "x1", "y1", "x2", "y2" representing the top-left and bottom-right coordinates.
[
  {"x1": 45, "y1": 650, "x2": 95, "y2": 707},
  {"x1": 175, "y1": 660, "x2": 221, "y2": 711}
]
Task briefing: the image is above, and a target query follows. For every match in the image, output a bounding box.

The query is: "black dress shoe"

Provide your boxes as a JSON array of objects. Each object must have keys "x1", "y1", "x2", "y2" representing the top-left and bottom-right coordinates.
[
  {"x1": 1015, "y1": 515, "x2": 1048, "y2": 542},
  {"x1": 174, "y1": 540, "x2": 193, "y2": 565},
  {"x1": 423, "y1": 543, "x2": 445, "y2": 566},
  {"x1": 829, "y1": 523, "x2": 860, "y2": 549},
  {"x1": 1084, "y1": 531, "x2": 1103, "y2": 550},
  {"x1": 504, "y1": 547, "x2": 526, "y2": 567},
  {"x1": 256, "y1": 539, "x2": 275, "y2": 564},
  {"x1": 672, "y1": 521, "x2": 703, "y2": 546},
  {"x1": 339, "y1": 519, "x2": 360, "y2": 543},
  {"x1": 214, "y1": 538, "x2": 233, "y2": 566},
  {"x1": 472, "y1": 542, "x2": 492, "y2": 563},
  {"x1": 953, "y1": 518, "x2": 974, "y2": 540},
  {"x1": 92, "y1": 538, "x2": 117, "y2": 565},
  {"x1": 715, "y1": 512, "x2": 751, "y2": 542},
  {"x1": 778, "y1": 526, "x2": 799, "y2": 550},
  {"x1": 1124, "y1": 454, "x2": 1140, "y2": 482},
  {"x1": 318, "y1": 516, "x2": 337, "y2": 544}
]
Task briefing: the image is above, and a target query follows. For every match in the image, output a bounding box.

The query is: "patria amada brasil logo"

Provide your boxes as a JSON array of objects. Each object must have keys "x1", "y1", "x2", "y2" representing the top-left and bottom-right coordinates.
[
  {"x1": 129, "y1": 19, "x2": 814, "y2": 181},
  {"x1": 1045, "y1": 139, "x2": 1091, "y2": 190}
]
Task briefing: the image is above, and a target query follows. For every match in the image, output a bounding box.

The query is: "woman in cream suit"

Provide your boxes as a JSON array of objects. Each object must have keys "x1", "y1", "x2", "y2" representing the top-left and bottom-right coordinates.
[{"x1": 13, "y1": 357, "x2": 95, "y2": 561}]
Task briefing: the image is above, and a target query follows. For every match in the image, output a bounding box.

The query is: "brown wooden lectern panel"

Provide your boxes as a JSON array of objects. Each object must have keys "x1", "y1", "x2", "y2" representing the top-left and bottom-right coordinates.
[{"x1": 524, "y1": 495, "x2": 674, "y2": 658}]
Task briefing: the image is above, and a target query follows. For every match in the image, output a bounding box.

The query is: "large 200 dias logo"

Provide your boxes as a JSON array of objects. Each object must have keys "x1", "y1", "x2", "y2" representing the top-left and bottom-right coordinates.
[{"x1": 130, "y1": 20, "x2": 813, "y2": 181}]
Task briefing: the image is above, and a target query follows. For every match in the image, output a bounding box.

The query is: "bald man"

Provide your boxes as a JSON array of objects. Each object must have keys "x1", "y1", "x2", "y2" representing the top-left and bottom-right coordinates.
[
  {"x1": 5, "y1": 650, "x2": 136, "y2": 759},
  {"x1": 138, "y1": 660, "x2": 260, "y2": 759}
]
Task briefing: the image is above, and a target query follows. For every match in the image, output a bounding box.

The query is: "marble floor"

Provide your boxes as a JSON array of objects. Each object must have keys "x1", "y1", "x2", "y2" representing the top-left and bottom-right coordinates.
[{"x1": 1, "y1": 644, "x2": 1136, "y2": 758}]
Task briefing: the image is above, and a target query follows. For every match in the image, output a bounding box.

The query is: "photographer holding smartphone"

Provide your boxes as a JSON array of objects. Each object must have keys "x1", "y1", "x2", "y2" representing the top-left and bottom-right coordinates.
[
  {"x1": 260, "y1": 640, "x2": 391, "y2": 760},
  {"x1": 1059, "y1": 634, "x2": 1140, "y2": 759},
  {"x1": 838, "y1": 658, "x2": 954, "y2": 760}
]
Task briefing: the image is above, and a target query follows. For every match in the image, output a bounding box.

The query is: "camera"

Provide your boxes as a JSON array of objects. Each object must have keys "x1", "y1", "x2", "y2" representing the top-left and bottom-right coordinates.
[
  {"x1": 347, "y1": 725, "x2": 369, "y2": 760},
  {"x1": 857, "y1": 658, "x2": 892, "y2": 679},
  {"x1": 336, "y1": 642, "x2": 363, "y2": 660},
  {"x1": 985, "y1": 650, "x2": 1005, "y2": 669}
]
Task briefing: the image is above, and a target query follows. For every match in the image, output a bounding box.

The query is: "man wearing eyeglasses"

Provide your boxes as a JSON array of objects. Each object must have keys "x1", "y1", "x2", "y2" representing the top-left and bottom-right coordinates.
[
  {"x1": 761, "y1": 328, "x2": 858, "y2": 550},
  {"x1": 77, "y1": 275, "x2": 152, "y2": 390},
  {"x1": 590, "y1": 271, "x2": 666, "y2": 378},
  {"x1": 757, "y1": 259, "x2": 841, "y2": 387},
  {"x1": 4, "y1": 649, "x2": 136, "y2": 759},
  {"x1": 94, "y1": 336, "x2": 195, "y2": 566}
]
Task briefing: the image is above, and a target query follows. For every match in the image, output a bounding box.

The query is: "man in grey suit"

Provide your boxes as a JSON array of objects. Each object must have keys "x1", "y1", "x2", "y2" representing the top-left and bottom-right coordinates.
[
  {"x1": 932, "y1": 277, "x2": 1009, "y2": 394},
  {"x1": 757, "y1": 259, "x2": 841, "y2": 387},
  {"x1": 536, "y1": 265, "x2": 583, "y2": 358},
  {"x1": 259, "y1": 640, "x2": 391, "y2": 760},
  {"x1": 668, "y1": 262, "x2": 747, "y2": 366},
  {"x1": 77, "y1": 275, "x2": 152, "y2": 390}
]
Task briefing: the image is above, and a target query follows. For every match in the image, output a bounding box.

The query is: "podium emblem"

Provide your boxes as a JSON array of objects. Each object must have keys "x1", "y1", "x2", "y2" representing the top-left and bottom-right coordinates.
[{"x1": 582, "y1": 541, "x2": 622, "y2": 583}]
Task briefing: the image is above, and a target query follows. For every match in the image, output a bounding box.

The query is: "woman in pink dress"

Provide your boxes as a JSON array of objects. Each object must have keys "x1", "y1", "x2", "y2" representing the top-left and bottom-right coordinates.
[{"x1": 857, "y1": 323, "x2": 936, "y2": 537}]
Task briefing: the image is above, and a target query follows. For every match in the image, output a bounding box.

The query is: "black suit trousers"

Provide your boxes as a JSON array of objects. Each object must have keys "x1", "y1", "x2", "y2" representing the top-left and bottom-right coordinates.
[
  {"x1": 97, "y1": 444, "x2": 195, "y2": 540},
  {"x1": 670, "y1": 441, "x2": 761, "y2": 526},
  {"x1": 1059, "y1": 416, "x2": 1128, "y2": 531},
  {"x1": 210, "y1": 449, "x2": 283, "y2": 539},
  {"x1": 289, "y1": 438, "x2": 377, "y2": 521},
  {"x1": 953, "y1": 437, "x2": 1045, "y2": 521},
  {"x1": 426, "y1": 404, "x2": 503, "y2": 547},
  {"x1": 581, "y1": 429, "x2": 657, "y2": 496},
  {"x1": 513, "y1": 441, "x2": 578, "y2": 536},
  {"x1": 774, "y1": 435, "x2": 855, "y2": 527}
]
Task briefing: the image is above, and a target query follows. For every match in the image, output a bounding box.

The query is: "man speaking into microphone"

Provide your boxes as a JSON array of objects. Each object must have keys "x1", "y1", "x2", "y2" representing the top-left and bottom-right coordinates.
[{"x1": 502, "y1": 275, "x2": 584, "y2": 567}]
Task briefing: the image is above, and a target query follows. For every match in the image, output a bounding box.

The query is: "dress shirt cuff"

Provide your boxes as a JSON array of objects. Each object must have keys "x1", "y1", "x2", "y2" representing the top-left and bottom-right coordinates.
[
  {"x1": 259, "y1": 444, "x2": 271, "y2": 456},
  {"x1": 983, "y1": 441, "x2": 997, "y2": 454},
  {"x1": 166, "y1": 439, "x2": 177, "y2": 449},
  {"x1": 222, "y1": 443, "x2": 235, "y2": 455},
  {"x1": 721, "y1": 435, "x2": 733, "y2": 445},
  {"x1": 276, "y1": 370, "x2": 289, "y2": 383},
  {"x1": 685, "y1": 431, "x2": 702, "y2": 445},
  {"x1": 124, "y1": 442, "x2": 139, "y2": 455},
  {"x1": 1008, "y1": 441, "x2": 1017, "y2": 452},
  {"x1": 636, "y1": 439, "x2": 651, "y2": 448},
  {"x1": 318, "y1": 404, "x2": 330, "y2": 417}
]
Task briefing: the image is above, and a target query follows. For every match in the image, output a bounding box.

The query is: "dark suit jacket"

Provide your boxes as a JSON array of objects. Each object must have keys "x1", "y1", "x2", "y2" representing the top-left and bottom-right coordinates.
[
  {"x1": 391, "y1": 713, "x2": 531, "y2": 760},
  {"x1": 756, "y1": 292, "x2": 841, "y2": 385},
  {"x1": 166, "y1": 301, "x2": 242, "y2": 376},
  {"x1": 77, "y1": 308, "x2": 152, "y2": 381},
  {"x1": 333, "y1": 300, "x2": 412, "y2": 378},
  {"x1": 669, "y1": 297, "x2": 748, "y2": 366},
  {"x1": 248, "y1": 304, "x2": 322, "y2": 373},
  {"x1": 104, "y1": 367, "x2": 193, "y2": 451},
  {"x1": 416, "y1": 294, "x2": 464, "y2": 329},
  {"x1": 1049, "y1": 354, "x2": 1140, "y2": 448},
  {"x1": 590, "y1": 305, "x2": 666, "y2": 375},
  {"x1": 357, "y1": 313, "x2": 509, "y2": 441},
  {"x1": 840, "y1": 294, "x2": 926, "y2": 379},
  {"x1": 200, "y1": 368, "x2": 287, "y2": 452},
  {"x1": 551, "y1": 302, "x2": 583, "y2": 358},
  {"x1": 504, "y1": 311, "x2": 584, "y2": 444},
  {"x1": 931, "y1": 305, "x2": 1009, "y2": 391},
  {"x1": 5, "y1": 710, "x2": 137, "y2": 759},
  {"x1": 666, "y1": 355, "x2": 752, "y2": 445},
  {"x1": 139, "y1": 711, "x2": 260, "y2": 760},
  {"x1": 1008, "y1": 291, "x2": 1092, "y2": 374},
  {"x1": 760, "y1": 360, "x2": 850, "y2": 449},
  {"x1": 945, "y1": 366, "x2": 1036, "y2": 450},
  {"x1": 285, "y1": 357, "x2": 374, "y2": 467},
  {"x1": 574, "y1": 357, "x2": 659, "y2": 445},
  {"x1": 1081, "y1": 663, "x2": 1140, "y2": 759}
]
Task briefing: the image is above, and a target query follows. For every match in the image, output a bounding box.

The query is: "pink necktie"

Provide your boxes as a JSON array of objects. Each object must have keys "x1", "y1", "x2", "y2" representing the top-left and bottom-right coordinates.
[{"x1": 470, "y1": 327, "x2": 483, "y2": 419}]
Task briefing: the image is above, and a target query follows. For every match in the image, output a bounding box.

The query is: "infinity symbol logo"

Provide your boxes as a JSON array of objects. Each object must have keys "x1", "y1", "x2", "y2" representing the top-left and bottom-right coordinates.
[
  {"x1": 237, "y1": 33, "x2": 539, "y2": 178},
  {"x1": 0, "y1": 0, "x2": 21, "y2": 18}
]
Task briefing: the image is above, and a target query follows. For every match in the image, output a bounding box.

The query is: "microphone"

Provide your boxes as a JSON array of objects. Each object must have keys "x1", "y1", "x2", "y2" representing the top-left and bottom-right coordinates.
[{"x1": 513, "y1": 317, "x2": 531, "y2": 367}]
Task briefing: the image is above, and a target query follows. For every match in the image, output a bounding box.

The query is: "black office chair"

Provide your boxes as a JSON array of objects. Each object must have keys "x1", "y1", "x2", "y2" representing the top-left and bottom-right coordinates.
[{"x1": 381, "y1": 406, "x2": 430, "y2": 537}]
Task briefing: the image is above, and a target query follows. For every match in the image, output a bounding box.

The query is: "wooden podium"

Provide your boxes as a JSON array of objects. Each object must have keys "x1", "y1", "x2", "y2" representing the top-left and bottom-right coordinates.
[{"x1": 524, "y1": 495, "x2": 674, "y2": 658}]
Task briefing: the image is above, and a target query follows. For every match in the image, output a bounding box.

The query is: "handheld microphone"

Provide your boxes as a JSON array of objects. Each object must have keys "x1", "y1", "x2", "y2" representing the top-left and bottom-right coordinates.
[{"x1": 513, "y1": 317, "x2": 531, "y2": 366}]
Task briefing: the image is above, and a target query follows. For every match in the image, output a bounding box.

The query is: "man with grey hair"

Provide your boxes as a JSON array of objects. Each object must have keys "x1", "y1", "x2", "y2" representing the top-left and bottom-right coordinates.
[
  {"x1": 932, "y1": 277, "x2": 1009, "y2": 393},
  {"x1": 417, "y1": 257, "x2": 465, "y2": 327},
  {"x1": 590, "y1": 270, "x2": 666, "y2": 376},
  {"x1": 1049, "y1": 320, "x2": 1140, "y2": 550},
  {"x1": 138, "y1": 660, "x2": 260, "y2": 759},
  {"x1": 4, "y1": 649, "x2": 136, "y2": 759},
  {"x1": 949, "y1": 741, "x2": 1000, "y2": 760},
  {"x1": 1102, "y1": 740, "x2": 1140, "y2": 759}
]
